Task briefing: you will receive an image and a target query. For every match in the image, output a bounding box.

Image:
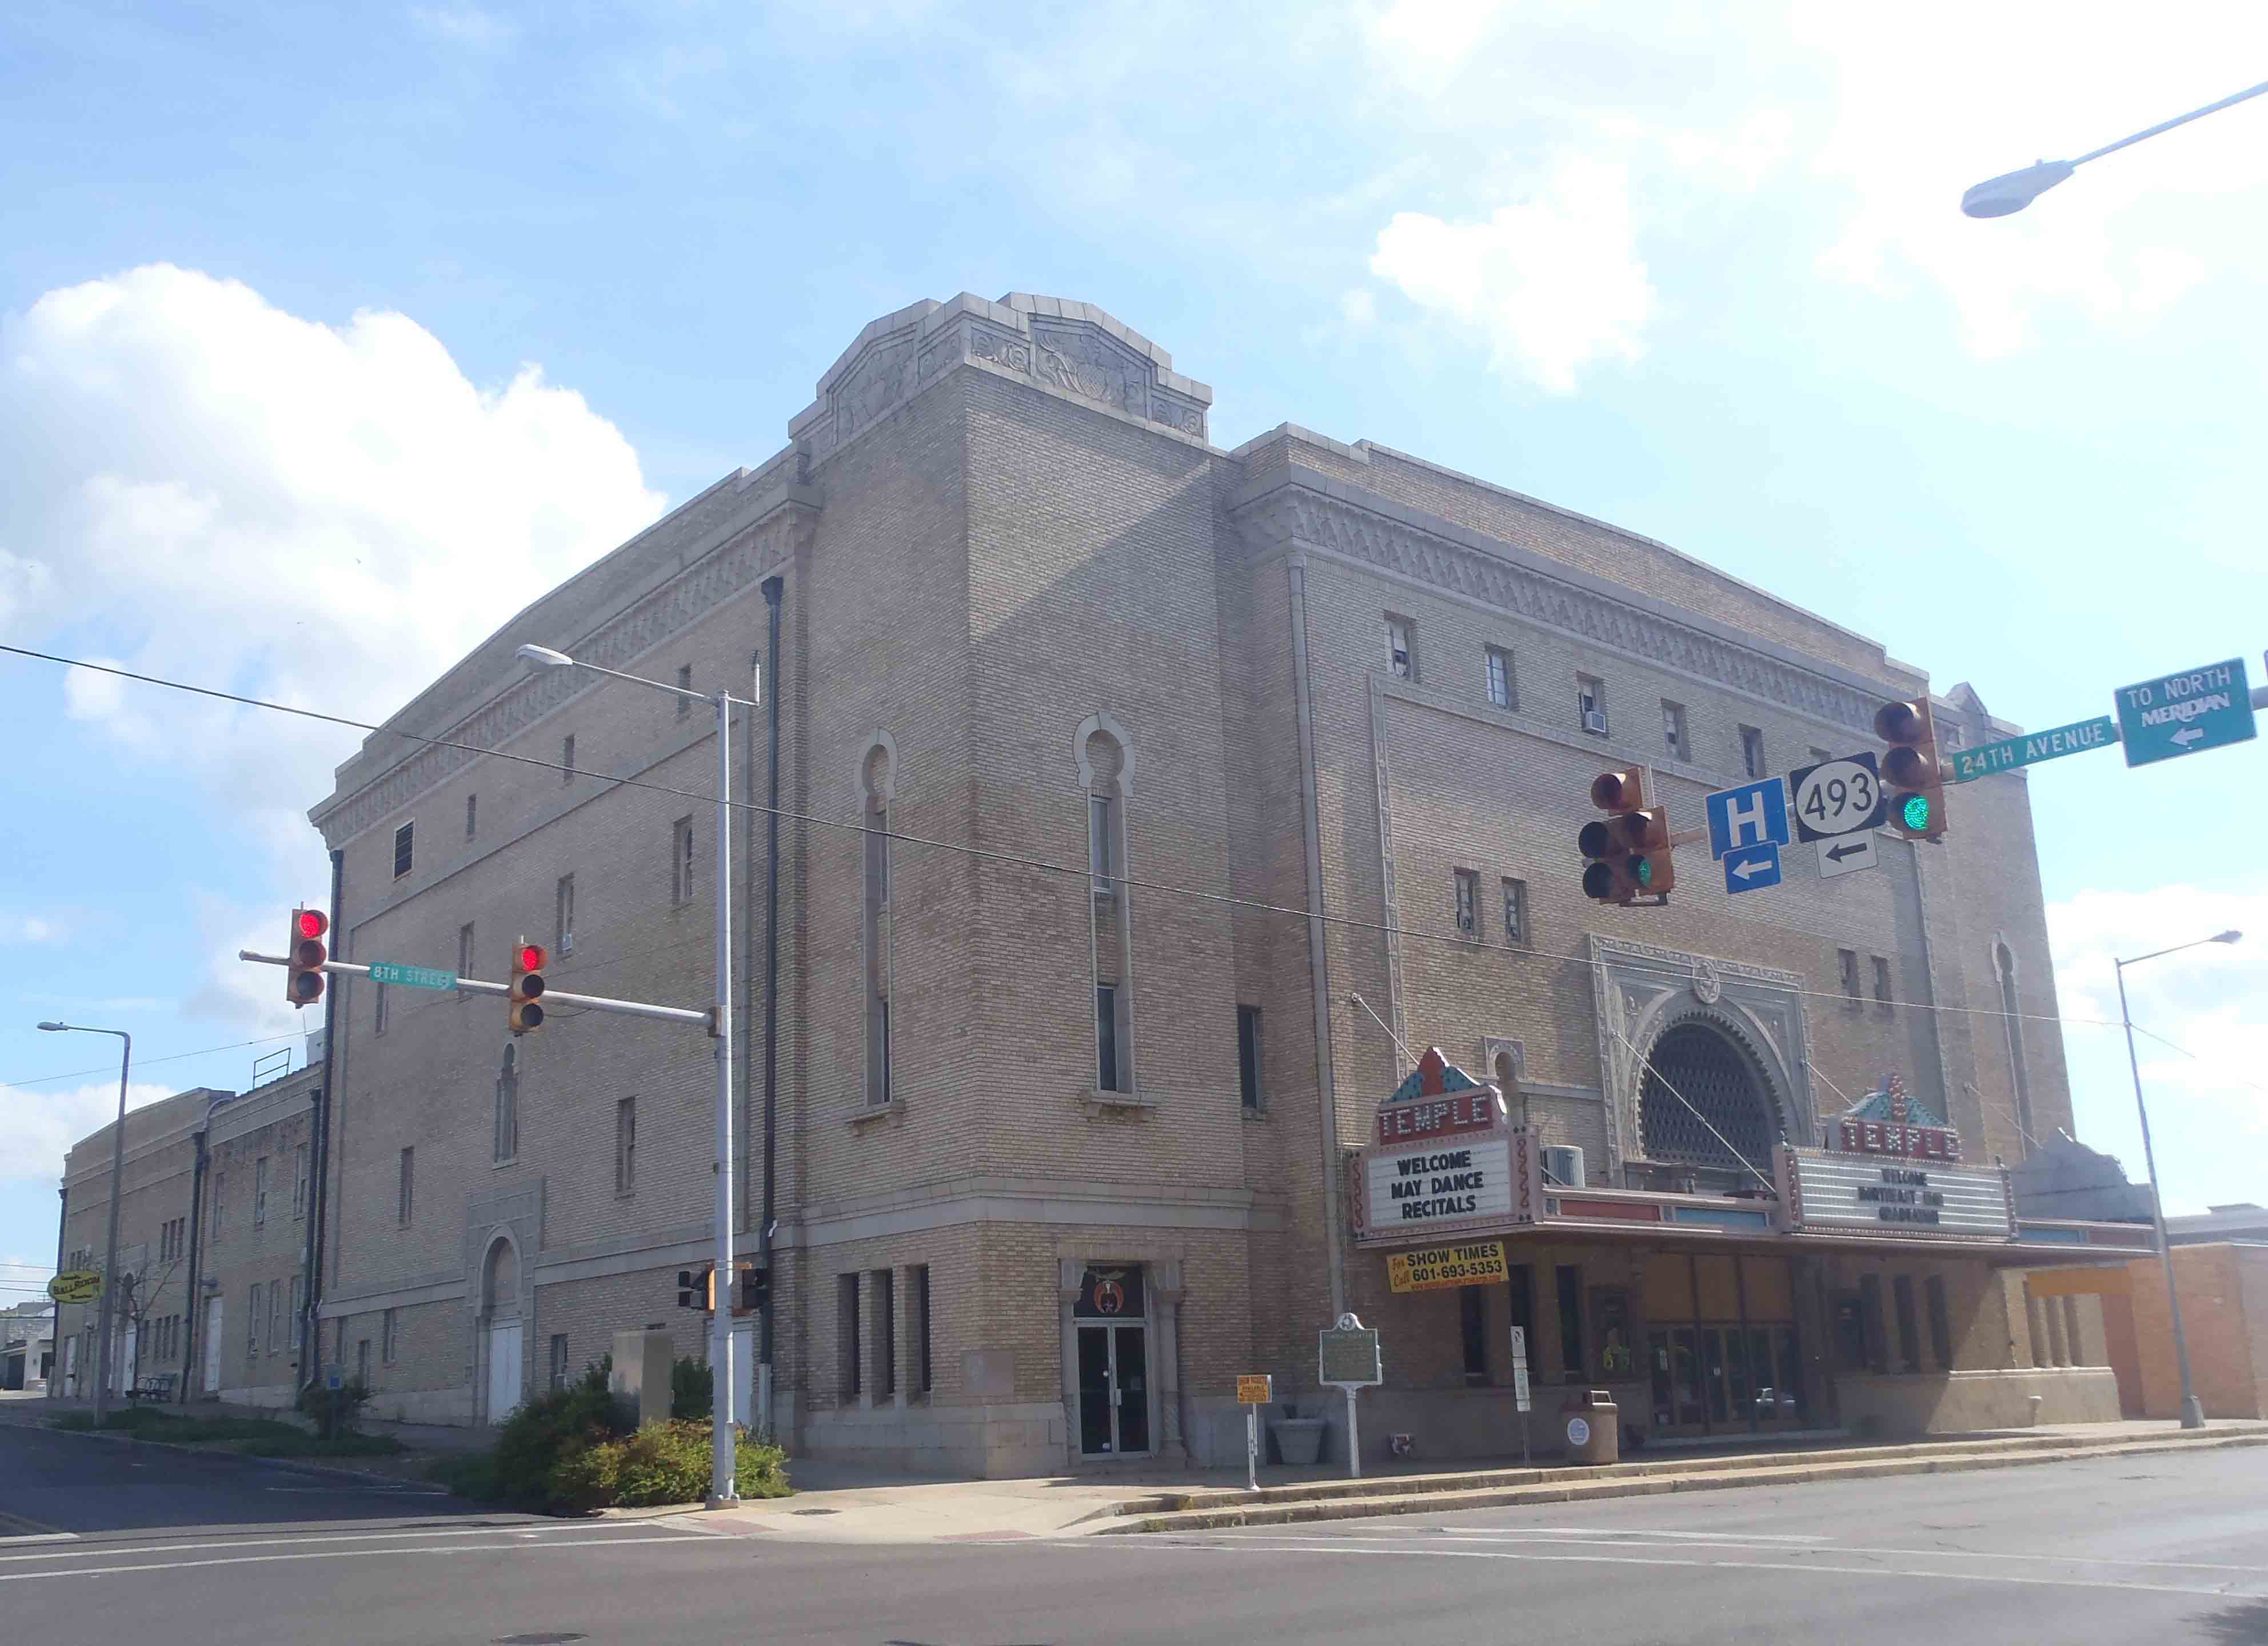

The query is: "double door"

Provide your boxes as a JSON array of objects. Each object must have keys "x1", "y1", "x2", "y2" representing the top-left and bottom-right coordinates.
[
  {"x1": 1648, "y1": 1323, "x2": 1805, "y2": 1435},
  {"x1": 1076, "y1": 1323, "x2": 1151, "y2": 1457}
]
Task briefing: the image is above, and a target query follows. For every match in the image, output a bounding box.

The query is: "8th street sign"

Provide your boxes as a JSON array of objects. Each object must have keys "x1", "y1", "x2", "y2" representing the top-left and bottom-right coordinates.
[{"x1": 2115, "y1": 657, "x2": 2256, "y2": 768}]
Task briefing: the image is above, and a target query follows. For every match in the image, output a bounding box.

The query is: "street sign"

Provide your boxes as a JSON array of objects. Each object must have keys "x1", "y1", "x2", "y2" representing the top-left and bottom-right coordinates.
[
  {"x1": 1816, "y1": 834, "x2": 1878, "y2": 880},
  {"x1": 47, "y1": 1270, "x2": 101, "y2": 1304},
  {"x1": 1509, "y1": 1325, "x2": 1531, "y2": 1414},
  {"x1": 1237, "y1": 1374, "x2": 1273, "y2": 1405},
  {"x1": 1704, "y1": 778, "x2": 1790, "y2": 860},
  {"x1": 2115, "y1": 657, "x2": 2256, "y2": 768},
  {"x1": 1723, "y1": 842, "x2": 1782, "y2": 894},
  {"x1": 1950, "y1": 716, "x2": 2116, "y2": 783},
  {"x1": 1238, "y1": 1374, "x2": 1272, "y2": 1489},
  {"x1": 1788, "y1": 753, "x2": 1887, "y2": 842},
  {"x1": 368, "y1": 962, "x2": 458, "y2": 991}
]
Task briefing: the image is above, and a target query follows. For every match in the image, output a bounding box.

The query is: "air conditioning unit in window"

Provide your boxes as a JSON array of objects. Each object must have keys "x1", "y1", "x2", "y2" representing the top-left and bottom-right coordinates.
[
  {"x1": 1582, "y1": 710, "x2": 1608, "y2": 735},
  {"x1": 561, "y1": 932, "x2": 574, "y2": 955},
  {"x1": 1543, "y1": 1145, "x2": 1586, "y2": 1188}
]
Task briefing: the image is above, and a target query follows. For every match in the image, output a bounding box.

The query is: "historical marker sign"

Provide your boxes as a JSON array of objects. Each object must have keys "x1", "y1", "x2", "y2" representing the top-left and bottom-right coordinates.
[
  {"x1": 1788, "y1": 753, "x2": 1887, "y2": 842},
  {"x1": 1950, "y1": 716, "x2": 2116, "y2": 783},
  {"x1": 368, "y1": 962, "x2": 458, "y2": 992},
  {"x1": 1319, "y1": 1316, "x2": 1383, "y2": 1387},
  {"x1": 2115, "y1": 657, "x2": 2255, "y2": 768}
]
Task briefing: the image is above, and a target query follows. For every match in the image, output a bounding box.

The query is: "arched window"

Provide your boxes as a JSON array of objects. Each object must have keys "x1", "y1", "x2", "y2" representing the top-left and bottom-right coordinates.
[
  {"x1": 1994, "y1": 941, "x2": 2035, "y2": 1156},
  {"x1": 1639, "y1": 1021, "x2": 1777, "y2": 1181},
  {"x1": 1077, "y1": 717, "x2": 1135, "y2": 1095}
]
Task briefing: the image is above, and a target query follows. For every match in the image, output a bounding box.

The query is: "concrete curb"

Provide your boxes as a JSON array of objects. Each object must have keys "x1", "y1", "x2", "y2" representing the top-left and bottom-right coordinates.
[{"x1": 1096, "y1": 1431, "x2": 2268, "y2": 1534}]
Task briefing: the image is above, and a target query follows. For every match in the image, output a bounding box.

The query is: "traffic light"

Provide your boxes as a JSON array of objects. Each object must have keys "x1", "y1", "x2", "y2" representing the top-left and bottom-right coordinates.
[
  {"x1": 286, "y1": 907, "x2": 328, "y2": 1008},
  {"x1": 738, "y1": 1265, "x2": 769, "y2": 1315},
  {"x1": 1875, "y1": 697, "x2": 1949, "y2": 842},
  {"x1": 677, "y1": 1267, "x2": 713, "y2": 1311},
  {"x1": 509, "y1": 939, "x2": 546, "y2": 1034},
  {"x1": 1578, "y1": 770, "x2": 1673, "y2": 904}
]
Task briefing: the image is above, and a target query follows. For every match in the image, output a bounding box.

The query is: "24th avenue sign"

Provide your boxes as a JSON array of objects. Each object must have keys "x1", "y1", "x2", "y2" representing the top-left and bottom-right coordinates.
[{"x1": 1949, "y1": 716, "x2": 2117, "y2": 783}]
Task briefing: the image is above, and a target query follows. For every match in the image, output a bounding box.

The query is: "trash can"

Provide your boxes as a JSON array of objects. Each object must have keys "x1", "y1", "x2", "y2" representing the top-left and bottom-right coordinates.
[
  {"x1": 1560, "y1": 1389, "x2": 1619, "y2": 1466},
  {"x1": 1270, "y1": 1417, "x2": 1326, "y2": 1466}
]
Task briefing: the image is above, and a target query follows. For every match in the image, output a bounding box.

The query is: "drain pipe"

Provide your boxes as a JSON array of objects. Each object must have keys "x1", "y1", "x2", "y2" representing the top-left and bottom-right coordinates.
[
  {"x1": 756, "y1": 574, "x2": 785, "y2": 1440},
  {"x1": 1287, "y1": 552, "x2": 1347, "y2": 1320}
]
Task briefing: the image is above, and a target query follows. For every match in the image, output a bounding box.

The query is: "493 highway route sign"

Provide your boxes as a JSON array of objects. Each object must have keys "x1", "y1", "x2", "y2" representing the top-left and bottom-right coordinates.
[{"x1": 2115, "y1": 657, "x2": 2255, "y2": 768}]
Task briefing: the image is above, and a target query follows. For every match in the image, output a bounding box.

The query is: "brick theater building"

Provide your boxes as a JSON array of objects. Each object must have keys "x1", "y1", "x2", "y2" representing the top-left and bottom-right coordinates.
[{"x1": 303, "y1": 292, "x2": 2148, "y2": 1473}]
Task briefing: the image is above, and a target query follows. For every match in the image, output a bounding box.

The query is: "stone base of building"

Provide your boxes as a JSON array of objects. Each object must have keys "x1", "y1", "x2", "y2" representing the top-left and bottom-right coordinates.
[
  {"x1": 1834, "y1": 1366, "x2": 2121, "y2": 1435},
  {"x1": 796, "y1": 1397, "x2": 1075, "y2": 1478},
  {"x1": 213, "y1": 1380, "x2": 300, "y2": 1411},
  {"x1": 363, "y1": 1385, "x2": 477, "y2": 1427}
]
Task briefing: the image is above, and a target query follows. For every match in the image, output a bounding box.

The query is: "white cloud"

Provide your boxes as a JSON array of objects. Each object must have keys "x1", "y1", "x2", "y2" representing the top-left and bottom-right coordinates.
[
  {"x1": 2046, "y1": 885, "x2": 2267, "y2": 1214},
  {"x1": 1339, "y1": 289, "x2": 1377, "y2": 326},
  {"x1": 1363, "y1": 0, "x2": 1508, "y2": 91},
  {"x1": 1, "y1": 265, "x2": 665, "y2": 1014},
  {"x1": 0, "y1": 1080, "x2": 181, "y2": 1189},
  {"x1": 2, "y1": 916, "x2": 58, "y2": 944},
  {"x1": 409, "y1": 6, "x2": 517, "y2": 50},
  {"x1": 1368, "y1": 153, "x2": 1657, "y2": 392}
]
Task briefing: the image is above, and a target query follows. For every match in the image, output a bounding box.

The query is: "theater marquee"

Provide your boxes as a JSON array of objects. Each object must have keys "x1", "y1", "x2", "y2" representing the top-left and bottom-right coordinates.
[
  {"x1": 1351, "y1": 1047, "x2": 1534, "y2": 1244},
  {"x1": 1779, "y1": 1147, "x2": 2015, "y2": 1241}
]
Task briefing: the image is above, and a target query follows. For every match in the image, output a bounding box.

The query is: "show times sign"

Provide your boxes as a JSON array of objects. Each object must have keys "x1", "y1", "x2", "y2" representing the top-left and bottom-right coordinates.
[
  {"x1": 1386, "y1": 1241, "x2": 1508, "y2": 1293},
  {"x1": 1366, "y1": 1136, "x2": 1516, "y2": 1226}
]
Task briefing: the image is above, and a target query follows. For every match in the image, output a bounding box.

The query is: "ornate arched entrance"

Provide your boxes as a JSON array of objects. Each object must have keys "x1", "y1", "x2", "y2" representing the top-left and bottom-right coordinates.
[
  {"x1": 1637, "y1": 1018, "x2": 1782, "y2": 1190},
  {"x1": 478, "y1": 1233, "x2": 523, "y2": 1424}
]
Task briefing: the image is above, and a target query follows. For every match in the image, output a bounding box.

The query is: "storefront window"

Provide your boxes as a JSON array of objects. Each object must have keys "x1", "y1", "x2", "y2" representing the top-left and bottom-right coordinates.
[{"x1": 1555, "y1": 1266, "x2": 1585, "y2": 1380}]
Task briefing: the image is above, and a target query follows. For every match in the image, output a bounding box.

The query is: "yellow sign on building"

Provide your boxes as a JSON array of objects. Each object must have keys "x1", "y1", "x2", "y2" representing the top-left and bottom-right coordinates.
[
  {"x1": 1386, "y1": 1240, "x2": 1508, "y2": 1293},
  {"x1": 47, "y1": 1271, "x2": 101, "y2": 1305}
]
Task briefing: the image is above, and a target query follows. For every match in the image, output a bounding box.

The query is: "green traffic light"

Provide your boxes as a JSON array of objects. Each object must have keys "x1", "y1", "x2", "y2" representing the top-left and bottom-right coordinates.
[
  {"x1": 1632, "y1": 856, "x2": 1653, "y2": 888},
  {"x1": 1900, "y1": 793, "x2": 1931, "y2": 832}
]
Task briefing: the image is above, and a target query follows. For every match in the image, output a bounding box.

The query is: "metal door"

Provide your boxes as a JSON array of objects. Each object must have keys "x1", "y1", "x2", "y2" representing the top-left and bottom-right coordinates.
[
  {"x1": 485, "y1": 1320, "x2": 523, "y2": 1423},
  {"x1": 1075, "y1": 1323, "x2": 1152, "y2": 1457}
]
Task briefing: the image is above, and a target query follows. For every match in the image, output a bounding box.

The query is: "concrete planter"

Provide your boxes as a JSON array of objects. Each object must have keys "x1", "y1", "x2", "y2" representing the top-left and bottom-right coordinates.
[{"x1": 1269, "y1": 1417, "x2": 1325, "y2": 1465}]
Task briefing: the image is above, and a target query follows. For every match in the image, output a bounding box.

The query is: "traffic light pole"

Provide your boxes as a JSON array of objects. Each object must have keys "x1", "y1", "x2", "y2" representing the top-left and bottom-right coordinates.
[
  {"x1": 236, "y1": 953, "x2": 713, "y2": 1028},
  {"x1": 707, "y1": 684, "x2": 739, "y2": 1507}
]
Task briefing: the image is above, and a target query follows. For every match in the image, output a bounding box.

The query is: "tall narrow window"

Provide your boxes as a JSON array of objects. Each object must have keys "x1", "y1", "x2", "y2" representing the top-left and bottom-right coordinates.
[
  {"x1": 213, "y1": 1174, "x2": 226, "y2": 1232},
  {"x1": 1096, "y1": 985, "x2": 1125, "y2": 1092},
  {"x1": 1858, "y1": 1274, "x2": 1888, "y2": 1372},
  {"x1": 1838, "y1": 949, "x2": 1861, "y2": 1002},
  {"x1": 356, "y1": 1338, "x2": 370, "y2": 1387},
  {"x1": 267, "y1": 1282, "x2": 282, "y2": 1356},
  {"x1": 561, "y1": 733, "x2": 575, "y2": 785},
  {"x1": 1385, "y1": 616, "x2": 1415, "y2": 680},
  {"x1": 1237, "y1": 1005, "x2": 1263, "y2": 1110},
  {"x1": 254, "y1": 1157, "x2": 270, "y2": 1228},
  {"x1": 676, "y1": 663, "x2": 694, "y2": 720},
  {"x1": 458, "y1": 921, "x2": 476, "y2": 980},
  {"x1": 865, "y1": 746, "x2": 893, "y2": 1109},
  {"x1": 1556, "y1": 1265, "x2": 1586, "y2": 1379},
  {"x1": 465, "y1": 793, "x2": 477, "y2": 839},
  {"x1": 1502, "y1": 878, "x2": 1528, "y2": 946},
  {"x1": 1454, "y1": 869, "x2": 1479, "y2": 938},
  {"x1": 1577, "y1": 675, "x2": 1606, "y2": 736},
  {"x1": 382, "y1": 1308, "x2": 399, "y2": 1364},
  {"x1": 838, "y1": 1274, "x2": 862, "y2": 1400},
  {"x1": 1925, "y1": 1275, "x2": 1954, "y2": 1369},
  {"x1": 1995, "y1": 942, "x2": 2037, "y2": 1155},
  {"x1": 247, "y1": 1284, "x2": 262, "y2": 1360},
  {"x1": 1662, "y1": 701, "x2": 1688, "y2": 761},
  {"x1": 1460, "y1": 1285, "x2": 1489, "y2": 1385},
  {"x1": 556, "y1": 874, "x2": 576, "y2": 956},
  {"x1": 874, "y1": 1269, "x2": 896, "y2": 1399},
  {"x1": 1485, "y1": 646, "x2": 1514, "y2": 709},
  {"x1": 373, "y1": 980, "x2": 389, "y2": 1036},
  {"x1": 914, "y1": 1265, "x2": 932, "y2": 1395},
  {"x1": 1872, "y1": 956, "x2": 1894, "y2": 1012},
  {"x1": 672, "y1": 817, "x2": 695, "y2": 904},
  {"x1": 293, "y1": 1144, "x2": 308, "y2": 1218},
  {"x1": 1740, "y1": 726, "x2": 1767, "y2": 779},
  {"x1": 549, "y1": 1333, "x2": 568, "y2": 1390},
  {"x1": 393, "y1": 821, "x2": 414, "y2": 878},
  {"x1": 1089, "y1": 795, "x2": 1116, "y2": 894},
  {"x1": 1892, "y1": 1275, "x2": 1921, "y2": 1373},
  {"x1": 289, "y1": 1276, "x2": 304, "y2": 1353},
  {"x1": 494, "y1": 1045, "x2": 518, "y2": 1165},
  {"x1": 615, "y1": 1097, "x2": 636, "y2": 1194},
  {"x1": 397, "y1": 1146, "x2": 414, "y2": 1225}
]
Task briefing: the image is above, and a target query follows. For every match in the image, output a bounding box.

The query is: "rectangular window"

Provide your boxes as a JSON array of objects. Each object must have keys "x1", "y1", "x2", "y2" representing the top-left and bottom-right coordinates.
[
  {"x1": 838, "y1": 1274, "x2": 861, "y2": 1400},
  {"x1": 247, "y1": 1284, "x2": 262, "y2": 1360},
  {"x1": 1460, "y1": 1285, "x2": 1489, "y2": 1385},
  {"x1": 393, "y1": 821, "x2": 414, "y2": 878},
  {"x1": 1740, "y1": 725, "x2": 1767, "y2": 779},
  {"x1": 676, "y1": 663, "x2": 693, "y2": 721},
  {"x1": 458, "y1": 921, "x2": 475, "y2": 979},
  {"x1": 213, "y1": 1174, "x2": 225, "y2": 1232},
  {"x1": 556, "y1": 874, "x2": 576, "y2": 956},
  {"x1": 561, "y1": 733, "x2": 575, "y2": 785},
  {"x1": 875, "y1": 1269, "x2": 896, "y2": 1400},
  {"x1": 267, "y1": 1281, "x2": 282, "y2": 1356},
  {"x1": 913, "y1": 1264, "x2": 932, "y2": 1395},
  {"x1": 384, "y1": 1308, "x2": 399, "y2": 1365},
  {"x1": 1556, "y1": 1265, "x2": 1586, "y2": 1379},
  {"x1": 1577, "y1": 674, "x2": 1607, "y2": 736},
  {"x1": 373, "y1": 980, "x2": 389, "y2": 1036},
  {"x1": 1096, "y1": 984, "x2": 1124, "y2": 1092},
  {"x1": 1507, "y1": 1264, "x2": 1533, "y2": 1350},
  {"x1": 465, "y1": 792, "x2": 477, "y2": 839},
  {"x1": 289, "y1": 1276, "x2": 304, "y2": 1353},
  {"x1": 1872, "y1": 956, "x2": 1894, "y2": 1012},
  {"x1": 1385, "y1": 616, "x2": 1415, "y2": 680},
  {"x1": 1502, "y1": 877, "x2": 1528, "y2": 946},
  {"x1": 254, "y1": 1157, "x2": 270, "y2": 1228},
  {"x1": 356, "y1": 1338, "x2": 369, "y2": 1387},
  {"x1": 866, "y1": 807, "x2": 891, "y2": 1109},
  {"x1": 1089, "y1": 795, "x2": 1115, "y2": 894},
  {"x1": 1237, "y1": 1005, "x2": 1263, "y2": 1110},
  {"x1": 1484, "y1": 646, "x2": 1514, "y2": 709},
  {"x1": 1892, "y1": 1275, "x2": 1921, "y2": 1373},
  {"x1": 1838, "y1": 949, "x2": 1860, "y2": 1001},
  {"x1": 549, "y1": 1332, "x2": 568, "y2": 1391},
  {"x1": 672, "y1": 817, "x2": 695, "y2": 904},
  {"x1": 397, "y1": 1146, "x2": 414, "y2": 1226},
  {"x1": 615, "y1": 1097, "x2": 636, "y2": 1195},
  {"x1": 1858, "y1": 1274, "x2": 1888, "y2": 1372},
  {"x1": 293, "y1": 1145, "x2": 308, "y2": 1218},
  {"x1": 1454, "y1": 868, "x2": 1479, "y2": 938},
  {"x1": 494, "y1": 1062, "x2": 517, "y2": 1165},
  {"x1": 1662, "y1": 701, "x2": 1687, "y2": 761},
  {"x1": 1925, "y1": 1275, "x2": 1954, "y2": 1370}
]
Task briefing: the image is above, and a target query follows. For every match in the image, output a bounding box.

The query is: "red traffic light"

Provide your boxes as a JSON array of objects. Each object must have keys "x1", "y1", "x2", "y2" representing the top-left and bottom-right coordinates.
[
  {"x1": 509, "y1": 938, "x2": 546, "y2": 1034},
  {"x1": 1591, "y1": 769, "x2": 1645, "y2": 812},
  {"x1": 296, "y1": 909, "x2": 329, "y2": 941},
  {"x1": 285, "y1": 905, "x2": 328, "y2": 1009},
  {"x1": 516, "y1": 943, "x2": 546, "y2": 973}
]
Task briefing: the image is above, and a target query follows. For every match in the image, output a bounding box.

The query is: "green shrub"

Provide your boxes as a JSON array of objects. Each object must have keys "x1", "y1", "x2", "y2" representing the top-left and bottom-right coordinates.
[
  {"x1": 231, "y1": 1431, "x2": 404, "y2": 1459},
  {"x1": 543, "y1": 1423, "x2": 791, "y2": 1512},
  {"x1": 297, "y1": 1379, "x2": 373, "y2": 1439},
  {"x1": 733, "y1": 1432, "x2": 792, "y2": 1500},
  {"x1": 491, "y1": 1381, "x2": 626, "y2": 1503},
  {"x1": 430, "y1": 1450, "x2": 506, "y2": 1502},
  {"x1": 669, "y1": 1356, "x2": 712, "y2": 1420}
]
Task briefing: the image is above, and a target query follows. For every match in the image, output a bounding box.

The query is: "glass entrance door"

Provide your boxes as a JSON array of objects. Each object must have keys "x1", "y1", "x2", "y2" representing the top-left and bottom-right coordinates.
[{"x1": 1075, "y1": 1323, "x2": 1151, "y2": 1457}]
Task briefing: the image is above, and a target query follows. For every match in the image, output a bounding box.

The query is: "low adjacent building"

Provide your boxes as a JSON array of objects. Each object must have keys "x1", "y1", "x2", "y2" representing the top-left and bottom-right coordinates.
[{"x1": 2, "y1": 1300, "x2": 54, "y2": 1391}]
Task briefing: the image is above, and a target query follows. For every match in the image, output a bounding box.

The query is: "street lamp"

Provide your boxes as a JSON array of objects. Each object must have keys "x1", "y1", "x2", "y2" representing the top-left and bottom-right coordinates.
[
  {"x1": 38, "y1": 1021, "x2": 131, "y2": 1423},
  {"x1": 2114, "y1": 928, "x2": 2240, "y2": 1429},
  {"x1": 517, "y1": 642, "x2": 750, "y2": 1507},
  {"x1": 1962, "y1": 79, "x2": 2268, "y2": 217}
]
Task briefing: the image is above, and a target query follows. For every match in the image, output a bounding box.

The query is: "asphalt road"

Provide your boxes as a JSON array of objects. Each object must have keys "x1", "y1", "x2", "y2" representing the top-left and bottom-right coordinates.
[{"x1": 6, "y1": 1422, "x2": 2267, "y2": 1645}]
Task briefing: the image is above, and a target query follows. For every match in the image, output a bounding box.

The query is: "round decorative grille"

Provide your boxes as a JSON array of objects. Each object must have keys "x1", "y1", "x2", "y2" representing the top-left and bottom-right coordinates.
[{"x1": 1639, "y1": 1021, "x2": 1778, "y2": 1171}]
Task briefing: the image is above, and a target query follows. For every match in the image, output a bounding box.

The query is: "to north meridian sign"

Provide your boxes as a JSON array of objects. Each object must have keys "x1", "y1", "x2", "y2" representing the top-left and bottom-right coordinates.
[
  {"x1": 2116, "y1": 657, "x2": 2256, "y2": 768},
  {"x1": 1950, "y1": 716, "x2": 2116, "y2": 783},
  {"x1": 1365, "y1": 1136, "x2": 1515, "y2": 1229},
  {"x1": 1788, "y1": 753, "x2": 1887, "y2": 842},
  {"x1": 368, "y1": 962, "x2": 458, "y2": 991},
  {"x1": 1386, "y1": 1240, "x2": 1508, "y2": 1293}
]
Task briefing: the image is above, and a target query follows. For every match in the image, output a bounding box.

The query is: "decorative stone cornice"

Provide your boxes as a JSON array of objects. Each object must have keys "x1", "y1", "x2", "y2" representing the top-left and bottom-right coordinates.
[
  {"x1": 316, "y1": 499, "x2": 814, "y2": 845},
  {"x1": 1236, "y1": 481, "x2": 1894, "y2": 736}
]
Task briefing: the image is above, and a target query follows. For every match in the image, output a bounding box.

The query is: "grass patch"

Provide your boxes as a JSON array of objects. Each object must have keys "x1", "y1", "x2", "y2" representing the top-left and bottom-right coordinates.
[{"x1": 50, "y1": 1405, "x2": 398, "y2": 1456}]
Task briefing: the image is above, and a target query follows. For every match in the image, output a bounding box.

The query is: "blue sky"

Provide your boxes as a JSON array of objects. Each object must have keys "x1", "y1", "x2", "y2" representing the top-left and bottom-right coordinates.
[{"x1": 3, "y1": 1, "x2": 2265, "y2": 1290}]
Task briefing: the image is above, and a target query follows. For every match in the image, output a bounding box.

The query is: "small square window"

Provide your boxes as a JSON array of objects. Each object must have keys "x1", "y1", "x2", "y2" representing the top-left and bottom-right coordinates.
[
  {"x1": 1578, "y1": 676, "x2": 1607, "y2": 736},
  {"x1": 1385, "y1": 616, "x2": 1415, "y2": 680},
  {"x1": 1741, "y1": 726, "x2": 1767, "y2": 780},
  {"x1": 1454, "y1": 868, "x2": 1479, "y2": 938},
  {"x1": 1502, "y1": 877, "x2": 1528, "y2": 946},
  {"x1": 393, "y1": 821, "x2": 414, "y2": 878},
  {"x1": 1662, "y1": 701, "x2": 1687, "y2": 761},
  {"x1": 1485, "y1": 646, "x2": 1514, "y2": 710}
]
